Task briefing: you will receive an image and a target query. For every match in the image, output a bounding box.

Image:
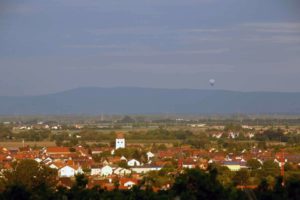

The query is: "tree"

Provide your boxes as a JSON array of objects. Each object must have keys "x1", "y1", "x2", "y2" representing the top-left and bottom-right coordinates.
[
  {"x1": 3, "y1": 160, "x2": 57, "y2": 191},
  {"x1": 55, "y1": 138, "x2": 63, "y2": 147},
  {"x1": 224, "y1": 123, "x2": 243, "y2": 132},
  {"x1": 0, "y1": 125, "x2": 13, "y2": 139},
  {"x1": 157, "y1": 144, "x2": 167, "y2": 151},
  {"x1": 255, "y1": 178, "x2": 272, "y2": 200},
  {"x1": 286, "y1": 178, "x2": 300, "y2": 200},
  {"x1": 2, "y1": 184, "x2": 30, "y2": 200},
  {"x1": 216, "y1": 166, "x2": 233, "y2": 187},
  {"x1": 68, "y1": 174, "x2": 89, "y2": 200},
  {"x1": 247, "y1": 159, "x2": 262, "y2": 170},
  {"x1": 272, "y1": 176, "x2": 287, "y2": 200},
  {"x1": 261, "y1": 160, "x2": 280, "y2": 177},
  {"x1": 74, "y1": 174, "x2": 88, "y2": 190},
  {"x1": 119, "y1": 115, "x2": 135, "y2": 123},
  {"x1": 232, "y1": 169, "x2": 250, "y2": 186},
  {"x1": 117, "y1": 160, "x2": 129, "y2": 169},
  {"x1": 2, "y1": 159, "x2": 57, "y2": 199},
  {"x1": 171, "y1": 168, "x2": 233, "y2": 200}
]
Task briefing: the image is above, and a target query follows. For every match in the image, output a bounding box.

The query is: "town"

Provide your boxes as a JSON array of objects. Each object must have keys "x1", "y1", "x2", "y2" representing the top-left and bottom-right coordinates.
[{"x1": 0, "y1": 116, "x2": 299, "y2": 199}]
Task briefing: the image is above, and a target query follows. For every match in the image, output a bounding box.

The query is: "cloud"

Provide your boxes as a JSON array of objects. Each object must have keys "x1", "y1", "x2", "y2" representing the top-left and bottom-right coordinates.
[
  {"x1": 242, "y1": 35, "x2": 300, "y2": 44},
  {"x1": 62, "y1": 44, "x2": 123, "y2": 49},
  {"x1": 55, "y1": 0, "x2": 214, "y2": 7},
  {"x1": 100, "y1": 63, "x2": 236, "y2": 74},
  {"x1": 239, "y1": 22, "x2": 300, "y2": 44},
  {"x1": 182, "y1": 28, "x2": 231, "y2": 33},
  {"x1": 168, "y1": 48, "x2": 229, "y2": 55},
  {"x1": 63, "y1": 41, "x2": 229, "y2": 55},
  {"x1": 242, "y1": 22, "x2": 300, "y2": 33},
  {"x1": 0, "y1": 2, "x2": 41, "y2": 15},
  {"x1": 177, "y1": 22, "x2": 300, "y2": 45},
  {"x1": 87, "y1": 26, "x2": 172, "y2": 36}
]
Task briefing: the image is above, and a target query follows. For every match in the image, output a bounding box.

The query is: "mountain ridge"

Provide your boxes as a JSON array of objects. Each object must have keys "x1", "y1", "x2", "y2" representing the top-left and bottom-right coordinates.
[{"x1": 0, "y1": 87, "x2": 299, "y2": 115}]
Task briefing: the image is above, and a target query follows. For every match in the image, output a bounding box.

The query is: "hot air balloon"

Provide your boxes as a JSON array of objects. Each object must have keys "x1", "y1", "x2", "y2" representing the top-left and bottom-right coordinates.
[{"x1": 209, "y1": 79, "x2": 215, "y2": 87}]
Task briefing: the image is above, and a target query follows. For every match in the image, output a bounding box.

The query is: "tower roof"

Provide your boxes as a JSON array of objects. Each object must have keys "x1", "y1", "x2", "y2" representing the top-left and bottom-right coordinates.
[{"x1": 116, "y1": 132, "x2": 124, "y2": 139}]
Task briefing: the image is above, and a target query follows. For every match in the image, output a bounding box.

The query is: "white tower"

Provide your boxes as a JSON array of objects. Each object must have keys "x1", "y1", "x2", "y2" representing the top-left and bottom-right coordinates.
[{"x1": 115, "y1": 133, "x2": 125, "y2": 149}]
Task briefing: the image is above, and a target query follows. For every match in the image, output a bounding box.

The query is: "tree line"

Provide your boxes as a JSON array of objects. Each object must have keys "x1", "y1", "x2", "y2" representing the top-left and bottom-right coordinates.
[{"x1": 0, "y1": 160, "x2": 299, "y2": 200}]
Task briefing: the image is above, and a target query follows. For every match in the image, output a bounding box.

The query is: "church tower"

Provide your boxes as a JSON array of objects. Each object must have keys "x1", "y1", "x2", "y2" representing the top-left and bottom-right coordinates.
[{"x1": 115, "y1": 132, "x2": 125, "y2": 149}]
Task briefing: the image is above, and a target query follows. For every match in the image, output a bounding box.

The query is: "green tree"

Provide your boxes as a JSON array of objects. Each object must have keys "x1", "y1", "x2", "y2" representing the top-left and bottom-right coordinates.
[
  {"x1": 255, "y1": 178, "x2": 272, "y2": 200},
  {"x1": 261, "y1": 160, "x2": 280, "y2": 177},
  {"x1": 74, "y1": 174, "x2": 88, "y2": 190},
  {"x1": 3, "y1": 159, "x2": 57, "y2": 191},
  {"x1": 272, "y1": 176, "x2": 287, "y2": 200},
  {"x1": 2, "y1": 184, "x2": 30, "y2": 200},
  {"x1": 171, "y1": 168, "x2": 236, "y2": 200},
  {"x1": 286, "y1": 178, "x2": 300, "y2": 200},
  {"x1": 2, "y1": 159, "x2": 57, "y2": 199},
  {"x1": 232, "y1": 169, "x2": 250, "y2": 186},
  {"x1": 247, "y1": 159, "x2": 262, "y2": 170},
  {"x1": 217, "y1": 166, "x2": 233, "y2": 187}
]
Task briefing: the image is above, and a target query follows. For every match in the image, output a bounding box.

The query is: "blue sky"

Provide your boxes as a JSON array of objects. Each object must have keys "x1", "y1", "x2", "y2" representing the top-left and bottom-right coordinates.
[{"x1": 0, "y1": 0, "x2": 300, "y2": 95}]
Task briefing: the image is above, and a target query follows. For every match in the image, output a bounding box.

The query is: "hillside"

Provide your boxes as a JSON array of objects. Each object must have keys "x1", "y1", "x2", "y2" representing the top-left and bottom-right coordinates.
[{"x1": 0, "y1": 87, "x2": 299, "y2": 115}]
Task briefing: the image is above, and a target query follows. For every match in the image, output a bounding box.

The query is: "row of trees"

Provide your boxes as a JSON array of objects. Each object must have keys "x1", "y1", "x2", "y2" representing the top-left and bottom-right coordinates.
[
  {"x1": 2, "y1": 125, "x2": 300, "y2": 144},
  {"x1": 1, "y1": 160, "x2": 300, "y2": 200}
]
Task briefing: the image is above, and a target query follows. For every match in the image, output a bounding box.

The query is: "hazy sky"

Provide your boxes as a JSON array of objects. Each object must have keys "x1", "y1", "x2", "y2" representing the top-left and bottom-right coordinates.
[{"x1": 1, "y1": 0, "x2": 300, "y2": 95}]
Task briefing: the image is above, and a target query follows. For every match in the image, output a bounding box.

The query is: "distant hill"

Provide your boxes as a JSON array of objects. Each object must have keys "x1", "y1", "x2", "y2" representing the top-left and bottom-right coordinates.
[{"x1": 0, "y1": 87, "x2": 300, "y2": 115}]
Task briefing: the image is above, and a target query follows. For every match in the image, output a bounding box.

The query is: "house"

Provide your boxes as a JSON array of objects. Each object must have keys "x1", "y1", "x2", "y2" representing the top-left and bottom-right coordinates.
[
  {"x1": 157, "y1": 151, "x2": 176, "y2": 159},
  {"x1": 198, "y1": 158, "x2": 208, "y2": 170},
  {"x1": 34, "y1": 158, "x2": 43, "y2": 163},
  {"x1": 228, "y1": 132, "x2": 239, "y2": 139},
  {"x1": 115, "y1": 133, "x2": 125, "y2": 149},
  {"x1": 106, "y1": 156, "x2": 122, "y2": 164},
  {"x1": 49, "y1": 161, "x2": 65, "y2": 170},
  {"x1": 58, "y1": 165, "x2": 83, "y2": 177},
  {"x1": 222, "y1": 161, "x2": 247, "y2": 171},
  {"x1": 127, "y1": 159, "x2": 141, "y2": 167},
  {"x1": 14, "y1": 152, "x2": 36, "y2": 160},
  {"x1": 131, "y1": 165, "x2": 162, "y2": 174},
  {"x1": 120, "y1": 156, "x2": 127, "y2": 161},
  {"x1": 19, "y1": 146, "x2": 31, "y2": 152},
  {"x1": 91, "y1": 148, "x2": 104, "y2": 155},
  {"x1": 88, "y1": 179, "x2": 109, "y2": 189},
  {"x1": 57, "y1": 177, "x2": 74, "y2": 189},
  {"x1": 100, "y1": 165, "x2": 113, "y2": 176},
  {"x1": 119, "y1": 178, "x2": 138, "y2": 189},
  {"x1": 146, "y1": 152, "x2": 155, "y2": 161},
  {"x1": 91, "y1": 165, "x2": 102, "y2": 176},
  {"x1": 42, "y1": 157, "x2": 53, "y2": 165},
  {"x1": 212, "y1": 132, "x2": 223, "y2": 139},
  {"x1": 76, "y1": 146, "x2": 89, "y2": 156},
  {"x1": 114, "y1": 167, "x2": 131, "y2": 176},
  {"x1": 182, "y1": 158, "x2": 197, "y2": 169},
  {"x1": 46, "y1": 147, "x2": 71, "y2": 155}
]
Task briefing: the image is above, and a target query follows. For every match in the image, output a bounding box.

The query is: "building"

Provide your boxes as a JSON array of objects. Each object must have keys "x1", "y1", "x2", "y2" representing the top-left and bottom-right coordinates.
[
  {"x1": 100, "y1": 165, "x2": 113, "y2": 176},
  {"x1": 127, "y1": 159, "x2": 141, "y2": 167},
  {"x1": 222, "y1": 161, "x2": 247, "y2": 171},
  {"x1": 115, "y1": 133, "x2": 125, "y2": 149},
  {"x1": 58, "y1": 165, "x2": 83, "y2": 177},
  {"x1": 131, "y1": 165, "x2": 162, "y2": 174}
]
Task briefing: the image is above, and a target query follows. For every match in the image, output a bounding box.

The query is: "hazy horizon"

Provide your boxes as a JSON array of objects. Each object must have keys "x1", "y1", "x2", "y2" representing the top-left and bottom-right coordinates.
[
  {"x1": 1, "y1": 0, "x2": 300, "y2": 95},
  {"x1": 2, "y1": 86, "x2": 300, "y2": 97}
]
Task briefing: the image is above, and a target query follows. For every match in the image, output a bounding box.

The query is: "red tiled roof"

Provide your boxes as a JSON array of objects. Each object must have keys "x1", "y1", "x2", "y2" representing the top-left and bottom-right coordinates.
[
  {"x1": 116, "y1": 133, "x2": 124, "y2": 139},
  {"x1": 47, "y1": 147, "x2": 71, "y2": 154},
  {"x1": 88, "y1": 179, "x2": 107, "y2": 189},
  {"x1": 58, "y1": 177, "x2": 74, "y2": 189},
  {"x1": 119, "y1": 178, "x2": 139, "y2": 190},
  {"x1": 157, "y1": 151, "x2": 176, "y2": 158},
  {"x1": 236, "y1": 185, "x2": 257, "y2": 189},
  {"x1": 183, "y1": 158, "x2": 196, "y2": 165}
]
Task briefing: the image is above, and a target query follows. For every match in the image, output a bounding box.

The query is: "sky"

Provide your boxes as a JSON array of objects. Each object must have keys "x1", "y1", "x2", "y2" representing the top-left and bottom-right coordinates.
[{"x1": 0, "y1": 0, "x2": 300, "y2": 96}]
